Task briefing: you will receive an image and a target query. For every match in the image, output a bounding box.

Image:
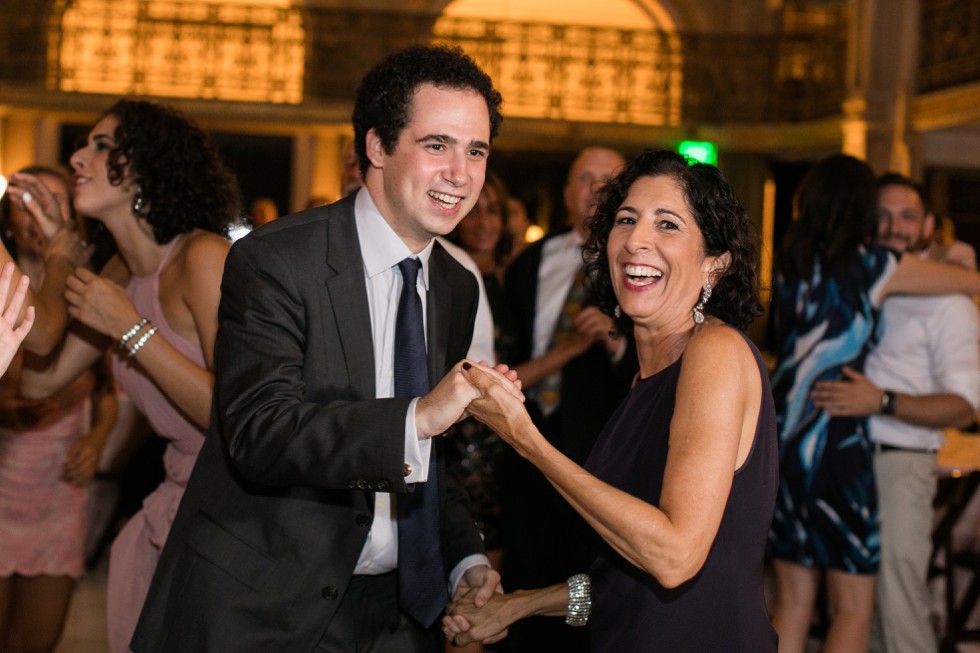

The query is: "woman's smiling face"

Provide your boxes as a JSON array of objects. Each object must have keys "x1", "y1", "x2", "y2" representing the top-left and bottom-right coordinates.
[{"x1": 607, "y1": 174, "x2": 720, "y2": 331}]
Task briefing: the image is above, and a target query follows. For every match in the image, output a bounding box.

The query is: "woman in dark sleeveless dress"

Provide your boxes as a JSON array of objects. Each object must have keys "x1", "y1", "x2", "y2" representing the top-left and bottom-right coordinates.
[{"x1": 443, "y1": 149, "x2": 778, "y2": 652}]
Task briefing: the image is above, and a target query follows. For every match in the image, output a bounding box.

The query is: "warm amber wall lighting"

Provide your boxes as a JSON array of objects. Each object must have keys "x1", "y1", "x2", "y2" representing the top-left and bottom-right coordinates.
[{"x1": 57, "y1": 0, "x2": 305, "y2": 103}]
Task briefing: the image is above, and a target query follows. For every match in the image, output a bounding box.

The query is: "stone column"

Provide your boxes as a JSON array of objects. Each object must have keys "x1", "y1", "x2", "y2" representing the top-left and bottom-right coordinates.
[{"x1": 842, "y1": 0, "x2": 921, "y2": 175}]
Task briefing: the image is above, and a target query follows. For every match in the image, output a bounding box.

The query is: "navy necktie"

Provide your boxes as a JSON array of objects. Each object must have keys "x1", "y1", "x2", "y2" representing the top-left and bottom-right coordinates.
[{"x1": 394, "y1": 257, "x2": 447, "y2": 627}]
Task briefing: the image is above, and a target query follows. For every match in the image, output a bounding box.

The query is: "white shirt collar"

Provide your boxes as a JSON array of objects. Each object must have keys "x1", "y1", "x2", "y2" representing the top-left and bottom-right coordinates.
[{"x1": 354, "y1": 188, "x2": 434, "y2": 289}]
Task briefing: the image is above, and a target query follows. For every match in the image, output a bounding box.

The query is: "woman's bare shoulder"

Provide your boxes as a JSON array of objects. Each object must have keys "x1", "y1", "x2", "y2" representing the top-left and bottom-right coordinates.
[{"x1": 682, "y1": 322, "x2": 757, "y2": 381}]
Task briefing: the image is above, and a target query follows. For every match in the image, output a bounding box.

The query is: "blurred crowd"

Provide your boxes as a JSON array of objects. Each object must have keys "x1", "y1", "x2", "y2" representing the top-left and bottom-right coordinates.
[{"x1": 1, "y1": 45, "x2": 978, "y2": 653}]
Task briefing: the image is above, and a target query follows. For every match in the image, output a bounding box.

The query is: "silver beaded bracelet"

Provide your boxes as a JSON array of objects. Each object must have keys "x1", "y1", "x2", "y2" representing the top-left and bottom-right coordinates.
[
  {"x1": 127, "y1": 326, "x2": 158, "y2": 357},
  {"x1": 119, "y1": 317, "x2": 150, "y2": 349},
  {"x1": 565, "y1": 573, "x2": 591, "y2": 627}
]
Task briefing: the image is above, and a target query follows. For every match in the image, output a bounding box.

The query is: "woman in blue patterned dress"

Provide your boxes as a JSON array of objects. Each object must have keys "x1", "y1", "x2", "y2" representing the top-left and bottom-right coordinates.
[{"x1": 769, "y1": 154, "x2": 980, "y2": 652}]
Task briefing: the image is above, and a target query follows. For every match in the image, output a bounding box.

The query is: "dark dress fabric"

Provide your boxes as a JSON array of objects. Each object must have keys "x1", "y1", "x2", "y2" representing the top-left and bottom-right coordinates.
[
  {"x1": 444, "y1": 273, "x2": 513, "y2": 550},
  {"x1": 769, "y1": 246, "x2": 898, "y2": 573},
  {"x1": 584, "y1": 330, "x2": 778, "y2": 653}
]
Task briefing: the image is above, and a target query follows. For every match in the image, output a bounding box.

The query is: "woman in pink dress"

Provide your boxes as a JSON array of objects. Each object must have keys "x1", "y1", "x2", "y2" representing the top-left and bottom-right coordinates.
[
  {"x1": 21, "y1": 100, "x2": 241, "y2": 653},
  {"x1": 0, "y1": 166, "x2": 117, "y2": 653}
]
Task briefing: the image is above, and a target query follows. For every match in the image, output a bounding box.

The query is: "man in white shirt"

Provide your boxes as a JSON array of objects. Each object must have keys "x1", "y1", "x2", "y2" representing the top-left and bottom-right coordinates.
[
  {"x1": 133, "y1": 45, "x2": 510, "y2": 653},
  {"x1": 813, "y1": 173, "x2": 980, "y2": 653}
]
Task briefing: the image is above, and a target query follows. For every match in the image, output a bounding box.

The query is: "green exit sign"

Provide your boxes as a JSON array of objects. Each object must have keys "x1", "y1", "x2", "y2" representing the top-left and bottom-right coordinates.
[{"x1": 678, "y1": 140, "x2": 718, "y2": 166}]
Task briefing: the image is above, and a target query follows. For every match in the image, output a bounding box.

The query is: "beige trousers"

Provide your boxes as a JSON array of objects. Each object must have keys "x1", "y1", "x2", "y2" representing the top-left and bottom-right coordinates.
[{"x1": 870, "y1": 448, "x2": 938, "y2": 653}]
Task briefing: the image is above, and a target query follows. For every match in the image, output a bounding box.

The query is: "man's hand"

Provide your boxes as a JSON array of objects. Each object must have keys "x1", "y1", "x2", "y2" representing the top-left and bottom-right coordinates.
[
  {"x1": 416, "y1": 361, "x2": 522, "y2": 439},
  {"x1": 444, "y1": 565, "x2": 509, "y2": 646},
  {"x1": 573, "y1": 306, "x2": 623, "y2": 356},
  {"x1": 811, "y1": 366, "x2": 881, "y2": 417},
  {"x1": 456, "y1": 563, "x2": 502, "y2": 608}
]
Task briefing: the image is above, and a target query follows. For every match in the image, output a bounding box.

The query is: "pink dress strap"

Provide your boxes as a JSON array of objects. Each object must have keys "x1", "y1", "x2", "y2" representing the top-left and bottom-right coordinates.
[{"x1": 107, "y1": 233, "x2": 211, "y2": 653}]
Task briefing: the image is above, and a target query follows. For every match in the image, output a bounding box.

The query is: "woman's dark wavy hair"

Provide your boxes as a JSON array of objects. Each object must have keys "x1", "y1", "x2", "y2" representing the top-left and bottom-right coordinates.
[
  {"x1": 776, "y1": 154, "x2": 877, "y2": 283},
  {"x1": 352, "y1": 45, "x2": 504, "y2": 177},
  {"x1": 583, "y1": 149, "x2": 763, "y2": 332},
  {"x1": 101, "y1": 99, "x2": 242, "y2": 244}
]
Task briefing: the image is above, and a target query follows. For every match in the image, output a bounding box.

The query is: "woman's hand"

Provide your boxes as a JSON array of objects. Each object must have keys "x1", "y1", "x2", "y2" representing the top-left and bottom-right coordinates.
[
  {"x1": 811, "y1": 366, "x2": 881, "y2": 417},
  {"x1": 444, "y1": 587, "x2": 515, "y2": 647},
  {"x1": 61, "y1": 432, "x2": 103, "y2": 486},
  {"x1": 0, "y1": 262, "x2": 34, "y2": 375},
  {"x1": 45, "y1": 227, "x2": 90, "y2": 269},
  {"x1": 65, "y1": 268, "x2": 141, "y2": 339},
  {"x1": 7, "y1": 172, "x2": 70, "y2": 241},
  {"x1": 462, "y1": 362, "x2": 537, "y2": 455}
]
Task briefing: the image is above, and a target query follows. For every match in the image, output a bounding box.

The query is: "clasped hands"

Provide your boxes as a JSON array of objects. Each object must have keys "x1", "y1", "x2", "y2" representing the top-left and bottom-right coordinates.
[
  {"x1": 415, "y1": 359, "x2": 533, "y2": 446},
  {"x1": 444, "y1": 581, "x2": 514, "y2": 647}
]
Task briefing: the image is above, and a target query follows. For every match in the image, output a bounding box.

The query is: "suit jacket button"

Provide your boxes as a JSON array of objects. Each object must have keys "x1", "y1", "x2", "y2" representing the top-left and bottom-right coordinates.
[
  {"x1": 348, "y1": 481, "x2": 357, "y2": 489},
  {"x1": 378, "y1": 480, "x2": 390, "y2": 491},
  {"x1": 355, "y1": 513, "x2": 371, "y2": 527},
  {"x1": 356, "y1": 480, "x2": 367, "y2": 490},
  {"x1": 403, "y1": 463, "x2": 412, "y2": 477},
  {"x1": 321, "y1": 586, "x2": 339, "y2": 600}
]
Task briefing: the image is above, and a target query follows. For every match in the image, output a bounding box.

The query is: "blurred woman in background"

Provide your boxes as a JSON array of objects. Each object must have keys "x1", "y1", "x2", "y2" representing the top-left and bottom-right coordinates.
[
  {"x1": 20, "y1": 99, "x2": 241, "y2": 653},
  {"x1": 0, "y1": 165, "x2": 117, "y2": 653}
]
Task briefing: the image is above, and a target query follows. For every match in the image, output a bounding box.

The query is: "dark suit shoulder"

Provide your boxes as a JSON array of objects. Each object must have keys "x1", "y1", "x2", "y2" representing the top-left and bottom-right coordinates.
[
  {"x1": 242, "y1": 195, "x2": 355, "y2": 245},
  {"x1": 432, "y1": 240, "x2": 479, "y2": 293},
  {"x1": 228, "y1": 195, "x2": 358, "y2": 277}
]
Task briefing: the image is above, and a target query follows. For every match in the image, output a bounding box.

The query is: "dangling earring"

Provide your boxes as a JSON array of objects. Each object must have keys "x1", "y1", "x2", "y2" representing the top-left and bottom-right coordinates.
[
  {"x1": 613, "y1": 305, "x2": 621, "y2": 318},
  {"x1": 692, "y1": 282, "x2": 712, "y2": 325},
  {"x1": 132, "y1": 186, "x2": 146, "y2": 217}
]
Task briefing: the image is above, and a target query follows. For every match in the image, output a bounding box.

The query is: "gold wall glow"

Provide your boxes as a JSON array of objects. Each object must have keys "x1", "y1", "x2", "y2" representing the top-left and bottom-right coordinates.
[{"x1": 56, "y1": 0, "x2": 305, "y2": 103}]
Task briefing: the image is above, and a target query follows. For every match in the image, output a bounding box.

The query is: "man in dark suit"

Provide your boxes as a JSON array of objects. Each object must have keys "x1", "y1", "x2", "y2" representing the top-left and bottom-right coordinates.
[
  {"x1": 132, "y1": 45, "x2": 506, "y2": 653},
  {"x1": 500, "y1": 146, "x2": 636, "y2": 652}
]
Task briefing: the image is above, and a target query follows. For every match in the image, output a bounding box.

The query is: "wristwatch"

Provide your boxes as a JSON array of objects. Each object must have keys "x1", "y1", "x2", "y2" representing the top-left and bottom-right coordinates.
[{"x1": 879, "y1": 390, "x2": 897, "y2": 416}]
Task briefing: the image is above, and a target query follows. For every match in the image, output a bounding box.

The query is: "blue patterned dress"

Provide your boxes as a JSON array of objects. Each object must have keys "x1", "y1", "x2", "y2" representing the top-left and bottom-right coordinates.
[{"x1": 769, "y1": 245, "x2": 899, "y2": 574}]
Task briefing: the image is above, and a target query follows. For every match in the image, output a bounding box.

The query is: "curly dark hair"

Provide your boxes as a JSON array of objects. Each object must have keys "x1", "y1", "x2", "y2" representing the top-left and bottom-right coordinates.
[
  {"x1": 352, "y1": 45, "x2": 504, "y2": 177},
  {"x1": 776, "y1": 154, "x2": 877, "y2": 284},
  {"x1": 583, "y1": 149, "x2": 763, "y2": 332},
  {"x1": 100, "y1": 99, "x2": 242, "y2": 244}
]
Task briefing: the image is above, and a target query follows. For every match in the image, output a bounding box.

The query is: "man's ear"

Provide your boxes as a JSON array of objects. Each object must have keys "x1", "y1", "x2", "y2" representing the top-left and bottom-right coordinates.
[
  {"x1": 365, "y1": 128, "x2": 386, "y2": 169},
  {"x1": 922, "y1": 211, "x2": 937, "y2": 243}
]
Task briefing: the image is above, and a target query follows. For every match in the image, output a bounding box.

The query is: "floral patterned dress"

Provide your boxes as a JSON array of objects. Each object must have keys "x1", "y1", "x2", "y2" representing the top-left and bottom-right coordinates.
[{"x1": 769, "y1": 245, "x2": 899, "y2": 574}]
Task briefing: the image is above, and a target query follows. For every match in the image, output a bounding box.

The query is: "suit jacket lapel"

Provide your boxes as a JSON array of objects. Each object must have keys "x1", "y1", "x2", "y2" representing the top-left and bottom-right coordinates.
[{"x1": 323, "y1": 201, "x2": 376, "y2": 401}]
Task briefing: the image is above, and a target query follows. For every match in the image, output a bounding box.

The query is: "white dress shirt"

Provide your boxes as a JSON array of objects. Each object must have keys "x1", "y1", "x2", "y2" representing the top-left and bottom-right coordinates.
[
  {"x1": 352, "y1": 189, "x2": 489, "y2": 590},
  {"x1": 866, "y1": 293, "x2": 980, "y2": 450},
  {"x1": 437, "y1": 237, "x2": 497, "y2": 364}
]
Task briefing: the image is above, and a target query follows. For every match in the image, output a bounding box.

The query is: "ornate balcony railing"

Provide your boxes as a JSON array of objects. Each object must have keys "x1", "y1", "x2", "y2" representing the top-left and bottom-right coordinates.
[
  {"x1": 0, "y1": 1, "x2": 849, "y2": 126},
  {"x1": 918, "y1": 0, "x2": 980, "y2": 93},
  {"x1": 55, "y1": 0, "x2": 306, "y2": 103},
  {"x1": 433, "y1": 17, "x2": 849, "y2": 125}
]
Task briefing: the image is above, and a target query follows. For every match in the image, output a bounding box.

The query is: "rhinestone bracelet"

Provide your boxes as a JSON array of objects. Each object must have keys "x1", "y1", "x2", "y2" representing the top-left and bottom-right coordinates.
[
  {"x1": 127, "y1": 326, "x2": 158, "y2": 357},
  {"x1": 119, "y1": 317, "x2": 150, "y2": 349},
  {"x1": 565, "y1": 573, "x2": 591, "y2": 627}
]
